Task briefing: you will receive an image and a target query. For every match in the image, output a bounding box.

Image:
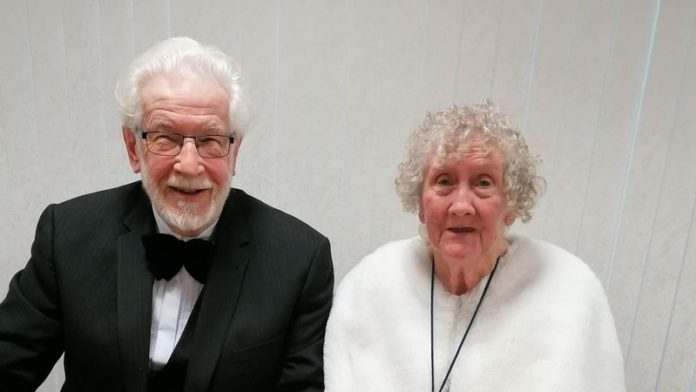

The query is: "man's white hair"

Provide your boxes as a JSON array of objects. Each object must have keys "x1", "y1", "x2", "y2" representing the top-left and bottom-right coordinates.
[{"x1": 115, "y1": 37, "x2": 251, "y2": 134}]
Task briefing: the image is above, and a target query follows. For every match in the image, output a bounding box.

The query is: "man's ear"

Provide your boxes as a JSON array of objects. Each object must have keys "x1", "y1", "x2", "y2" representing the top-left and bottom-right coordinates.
[
  {"x1": 229, "y1": 136, "x2": 243, "y2": 176},
  {"x1": 232, "y1": 136, "x2": 243, "y2": 156},
  {"x1": 122, "y1": 127, "x2": 141, "y2": 173}
]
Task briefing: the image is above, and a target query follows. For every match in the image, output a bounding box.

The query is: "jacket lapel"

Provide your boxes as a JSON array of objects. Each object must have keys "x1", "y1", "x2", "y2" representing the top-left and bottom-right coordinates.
[
  {"x1": 117, "y1": 188, "x2": 156, "y2": 392},
  {"x1": 185, "y1": 190, "x2": 251, "y2": 392}
]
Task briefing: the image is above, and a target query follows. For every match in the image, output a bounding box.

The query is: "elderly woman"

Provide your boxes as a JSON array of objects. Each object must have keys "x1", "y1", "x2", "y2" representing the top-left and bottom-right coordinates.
[{"x1": 324, "y1": 102, "x2": 625, "y2": 391}]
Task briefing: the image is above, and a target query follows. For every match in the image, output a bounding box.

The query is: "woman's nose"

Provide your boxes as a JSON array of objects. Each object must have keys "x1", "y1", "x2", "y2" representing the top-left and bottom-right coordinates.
[{"x1": 449, "y1": 187, "x2": 475, "y2": 216}]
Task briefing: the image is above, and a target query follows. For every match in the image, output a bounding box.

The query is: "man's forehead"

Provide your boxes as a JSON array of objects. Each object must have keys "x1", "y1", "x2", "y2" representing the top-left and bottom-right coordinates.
[
  {"x1": 145, "y1": 117, "x2": 227, "y2": 132},
  {"x1": 139, "y1": 73, "x2": 231, "y2": 129}
]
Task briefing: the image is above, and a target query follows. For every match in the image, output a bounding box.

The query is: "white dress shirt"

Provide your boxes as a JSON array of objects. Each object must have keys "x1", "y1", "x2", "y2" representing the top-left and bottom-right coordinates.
[{"x1": 148, "y1": 210, "x2": 217, "y2": 371}]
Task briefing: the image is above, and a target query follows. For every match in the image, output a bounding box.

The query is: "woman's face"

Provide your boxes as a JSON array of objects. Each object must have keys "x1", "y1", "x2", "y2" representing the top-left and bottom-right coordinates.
[{"x1": 419, "y1": 139, "x2": 511, "y2": 267}]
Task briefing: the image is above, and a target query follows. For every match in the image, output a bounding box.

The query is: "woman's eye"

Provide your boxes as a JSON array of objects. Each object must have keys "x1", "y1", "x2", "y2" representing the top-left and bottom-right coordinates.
[
  {"x1": 435, "y1": 175, "x2": 452, "y2": 186},
  {"x1": 477, "y1": 177, "x2": 493, "y2": 188}
]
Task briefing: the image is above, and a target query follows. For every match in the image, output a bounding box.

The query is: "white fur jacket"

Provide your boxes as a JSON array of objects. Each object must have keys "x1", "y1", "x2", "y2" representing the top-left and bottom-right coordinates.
[{"x1": 324, "y1": 235, "x2": 626, "y2": 391}]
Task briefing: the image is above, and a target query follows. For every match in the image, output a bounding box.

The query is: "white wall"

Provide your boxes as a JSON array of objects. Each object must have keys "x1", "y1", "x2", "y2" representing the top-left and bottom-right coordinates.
[{"x1": 0, "y1": 0, "x2": 694, "y2": 391}]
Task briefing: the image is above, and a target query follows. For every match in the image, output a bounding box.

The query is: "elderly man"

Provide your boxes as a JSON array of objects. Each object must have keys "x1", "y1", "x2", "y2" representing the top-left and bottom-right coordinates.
[{"x1": 0, "y1": 37, "x2": 334, "y2": 392}]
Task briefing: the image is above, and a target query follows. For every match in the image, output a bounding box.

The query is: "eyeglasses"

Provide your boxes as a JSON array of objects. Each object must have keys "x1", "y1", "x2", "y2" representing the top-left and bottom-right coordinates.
[{"x1": 137, "y1": 128, "x2": 235, "y2": 158}]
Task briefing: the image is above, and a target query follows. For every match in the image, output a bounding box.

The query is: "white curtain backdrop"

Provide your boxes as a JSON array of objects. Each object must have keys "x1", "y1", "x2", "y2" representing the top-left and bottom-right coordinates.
[{"x1": 0, "y1": 1, "x2": 694, "y2": 391}]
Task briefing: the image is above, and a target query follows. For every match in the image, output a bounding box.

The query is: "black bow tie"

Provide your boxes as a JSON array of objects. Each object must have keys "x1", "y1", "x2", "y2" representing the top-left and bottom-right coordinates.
[{"x1": 142, "y1": 233, "x2": 215, "y2": 283}]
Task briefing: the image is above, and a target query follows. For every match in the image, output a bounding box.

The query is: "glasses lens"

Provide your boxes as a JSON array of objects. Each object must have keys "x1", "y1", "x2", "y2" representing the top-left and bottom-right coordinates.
[
  {"x1": 146, "y1": 132, "x2": 183, "y2": 156},
  {"x1": 143, "y1": 131, "x2": 231, "y2": 158},
  {"x1": 197, "y1": 136, "x2": 231, "y2": 158}
]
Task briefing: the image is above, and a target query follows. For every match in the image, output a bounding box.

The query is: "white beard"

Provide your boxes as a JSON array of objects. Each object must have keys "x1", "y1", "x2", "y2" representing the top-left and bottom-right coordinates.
[{"x1": 138, "y1": 149, "x2": 230, "y2": 235}]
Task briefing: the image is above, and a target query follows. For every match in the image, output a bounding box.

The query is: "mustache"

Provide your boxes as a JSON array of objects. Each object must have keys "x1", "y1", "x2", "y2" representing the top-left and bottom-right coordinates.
[{"x1": 167, "y1": 175, "x2": 214, "y2": 190}]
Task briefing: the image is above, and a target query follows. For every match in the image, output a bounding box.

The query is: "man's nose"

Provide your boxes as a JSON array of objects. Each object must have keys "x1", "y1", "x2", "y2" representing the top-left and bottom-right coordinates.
[
  {"x1": 449, "y1": 187, "x2": 475, "y2": 216},
  {"x1": 174, "y1": 139, "x2": 205, "y2": 176}
]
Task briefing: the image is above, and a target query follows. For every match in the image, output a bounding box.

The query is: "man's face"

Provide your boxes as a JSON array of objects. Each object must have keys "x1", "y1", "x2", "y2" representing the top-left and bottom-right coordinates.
[{"x1": 122, "y1": 73, "x2": 241, "y2": 237}]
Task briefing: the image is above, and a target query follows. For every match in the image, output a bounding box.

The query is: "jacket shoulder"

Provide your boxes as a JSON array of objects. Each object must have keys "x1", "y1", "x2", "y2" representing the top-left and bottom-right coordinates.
[
  {"x1": 230, "y1": 189, "x2": 327, "y2": 241},
  {"x1": 506, "y1": 235, "x2": 596, "y2": 278},
  {"x1": 53, "y1": 182, "x2": 143, "y2": 213},
  {"x1": 46, "y1": 182, "x2": 145, "y2": 232},
  {"x1": 337, "y1": 237, "x2": 427, "y2": 297}
]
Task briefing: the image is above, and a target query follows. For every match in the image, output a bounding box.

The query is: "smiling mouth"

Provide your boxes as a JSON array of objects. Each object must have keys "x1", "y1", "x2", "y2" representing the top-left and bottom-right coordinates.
[
  {"x1": 448, "y1": 227, "x2": 476, "y2": 233},
  {"x1": 171, "y1": 186, "x2": 207, "y2": 195}
]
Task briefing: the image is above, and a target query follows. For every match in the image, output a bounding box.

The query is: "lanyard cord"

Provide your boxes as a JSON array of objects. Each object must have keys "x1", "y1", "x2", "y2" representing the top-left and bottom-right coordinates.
[{"x1": 430, "y1": 257, "x2": 500, "y2": 392}]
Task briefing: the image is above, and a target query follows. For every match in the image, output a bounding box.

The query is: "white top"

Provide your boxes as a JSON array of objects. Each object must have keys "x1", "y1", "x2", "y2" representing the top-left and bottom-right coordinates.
[
  {"x1": 324, "y1": 235, "x2": 626, "y2": 391},
  {"x1": 148, "y1": 210, "x2": 216, "y2": 371}
]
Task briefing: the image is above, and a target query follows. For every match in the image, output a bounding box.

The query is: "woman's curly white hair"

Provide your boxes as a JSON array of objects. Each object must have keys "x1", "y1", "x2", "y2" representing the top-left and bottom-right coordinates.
[{"x1": 395, "y1": 102, "x2": 545, "y2": 222}]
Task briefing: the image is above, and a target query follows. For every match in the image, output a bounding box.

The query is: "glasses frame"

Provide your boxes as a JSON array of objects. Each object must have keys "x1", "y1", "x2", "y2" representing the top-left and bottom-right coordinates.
[{"x1": 137, "y1": 128, "x2": 235, "y2": 158}]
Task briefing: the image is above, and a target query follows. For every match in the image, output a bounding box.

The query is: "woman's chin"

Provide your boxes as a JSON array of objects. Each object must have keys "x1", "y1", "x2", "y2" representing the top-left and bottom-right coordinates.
[{"x1": 437, "y1": 247, "x2": 482, "y2": 266}]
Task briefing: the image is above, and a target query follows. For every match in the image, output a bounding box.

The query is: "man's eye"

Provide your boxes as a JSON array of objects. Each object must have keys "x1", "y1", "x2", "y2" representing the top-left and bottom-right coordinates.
[
  {"x1": 199, "y1": 136, "x2": 224, "y2": 146},
  {"x1": 152, "y1": 133, "x2": 179, "y2": 144}
]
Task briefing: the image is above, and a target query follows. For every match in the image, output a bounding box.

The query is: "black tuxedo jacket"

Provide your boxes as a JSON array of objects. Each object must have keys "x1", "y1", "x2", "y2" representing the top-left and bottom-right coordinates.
[{"x1": 0, "y1": 182, "x2": 334, "y2": 391}]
